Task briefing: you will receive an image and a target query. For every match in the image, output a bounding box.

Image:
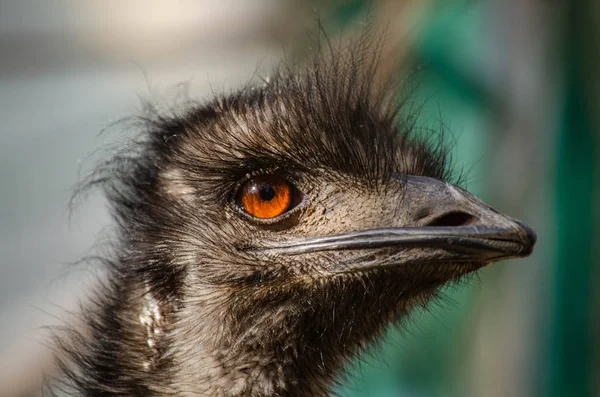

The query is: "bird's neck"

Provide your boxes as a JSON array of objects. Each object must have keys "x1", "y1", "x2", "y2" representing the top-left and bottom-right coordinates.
[
  {"x1": 69, "y1": 270, "x2": 426, "y2": 396},
  {"x1": 159, "y1": 274, "x2": 420, "y2": 396}
]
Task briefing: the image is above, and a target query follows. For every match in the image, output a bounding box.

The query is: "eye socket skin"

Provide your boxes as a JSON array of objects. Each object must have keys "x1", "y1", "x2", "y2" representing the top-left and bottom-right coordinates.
[{"x1": 238, "y1": 175, "x2": 294, "y2": 219}]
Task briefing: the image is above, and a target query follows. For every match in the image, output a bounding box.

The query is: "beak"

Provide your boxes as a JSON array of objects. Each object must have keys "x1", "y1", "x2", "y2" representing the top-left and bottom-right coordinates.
[{"x1": 261, "y1": 176, "x2": 536, "y2": 267}]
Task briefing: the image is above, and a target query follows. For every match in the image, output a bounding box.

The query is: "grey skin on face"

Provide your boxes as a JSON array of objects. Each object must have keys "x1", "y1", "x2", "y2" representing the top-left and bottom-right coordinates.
[{"x1": 47, "y1": 41, "x2": 536, "y2": 397}]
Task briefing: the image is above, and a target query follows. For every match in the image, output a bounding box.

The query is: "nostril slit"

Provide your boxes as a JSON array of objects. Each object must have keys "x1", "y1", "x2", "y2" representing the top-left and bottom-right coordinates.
[{"x1": 427, "y1": 211, "x2": 477, "y2": 227}]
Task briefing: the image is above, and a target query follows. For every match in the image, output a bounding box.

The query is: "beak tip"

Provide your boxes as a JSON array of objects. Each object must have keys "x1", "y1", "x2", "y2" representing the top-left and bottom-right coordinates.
[{"x1": 516, "y1": 221, "x2": 537, "y2": 257}]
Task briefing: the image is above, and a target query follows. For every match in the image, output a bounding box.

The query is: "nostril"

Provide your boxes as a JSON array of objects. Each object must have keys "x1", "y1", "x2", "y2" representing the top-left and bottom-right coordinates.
[{"x1": 427, "y1": 211, "x2": 477, "y2": 227}]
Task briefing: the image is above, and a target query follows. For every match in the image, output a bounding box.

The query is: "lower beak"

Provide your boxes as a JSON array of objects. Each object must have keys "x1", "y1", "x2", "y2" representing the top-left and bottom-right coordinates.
[
  {"x1": 259, "y1": 176, "x2": 536, "y2": 266},
  {"x1": 259, "y1": 224, "x2": 535, "y2": 262}
]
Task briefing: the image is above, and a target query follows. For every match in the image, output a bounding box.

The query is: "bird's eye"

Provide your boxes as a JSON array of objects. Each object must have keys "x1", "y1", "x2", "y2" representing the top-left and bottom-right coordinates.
[{"x1": 238, "y1": 175, "x2": 295, "y2": 219}]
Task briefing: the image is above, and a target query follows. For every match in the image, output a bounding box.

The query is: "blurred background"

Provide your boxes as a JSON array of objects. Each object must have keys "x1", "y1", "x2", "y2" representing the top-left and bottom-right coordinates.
[{"x1": 0, "y1": 0, "x2": 597, "y2": 396}]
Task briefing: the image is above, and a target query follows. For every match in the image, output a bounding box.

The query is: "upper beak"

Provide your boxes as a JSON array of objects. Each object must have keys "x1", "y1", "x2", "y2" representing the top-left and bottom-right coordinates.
[{"x1": 261, "y1": 176, "x2": 536, "y2": 266}]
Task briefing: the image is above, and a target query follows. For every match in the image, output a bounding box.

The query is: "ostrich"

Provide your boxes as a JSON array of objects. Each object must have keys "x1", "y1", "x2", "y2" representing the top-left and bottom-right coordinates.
[{"x1": 46, "y1": 40, "x2": 536, "y2": 397}]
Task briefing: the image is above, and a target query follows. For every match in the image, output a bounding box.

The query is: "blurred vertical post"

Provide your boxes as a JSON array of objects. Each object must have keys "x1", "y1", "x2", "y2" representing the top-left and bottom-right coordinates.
[{"x1": 548, "y1": 0, "x2": 598, "y2": 396}]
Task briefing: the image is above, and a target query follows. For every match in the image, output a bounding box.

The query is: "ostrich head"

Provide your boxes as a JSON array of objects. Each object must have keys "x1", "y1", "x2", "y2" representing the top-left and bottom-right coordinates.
[{"x1": 48, "y1": 43, "x2": 536, "y2": 397}]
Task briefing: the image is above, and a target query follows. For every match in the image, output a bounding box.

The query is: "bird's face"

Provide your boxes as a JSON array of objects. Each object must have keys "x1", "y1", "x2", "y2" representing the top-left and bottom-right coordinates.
[
  {"x1": 238, "y1": 172, "x2": 535, "y2": 281},
  {"x1": 153, "y1": 105, "x2": 536, "y2": 378},
  {"x1": 156, "y1": 109, "x2": 535, "y2": 299}
]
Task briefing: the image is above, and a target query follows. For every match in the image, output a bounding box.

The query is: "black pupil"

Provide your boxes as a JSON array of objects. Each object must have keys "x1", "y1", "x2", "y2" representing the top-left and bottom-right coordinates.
[{"x1": 259, "y1": 185, "x2": 276, "y2": 201}]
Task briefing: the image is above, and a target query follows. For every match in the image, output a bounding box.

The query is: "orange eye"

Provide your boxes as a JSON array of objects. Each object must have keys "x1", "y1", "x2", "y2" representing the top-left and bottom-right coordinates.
[{"x1": 239, "y1": 175, "x2": 293, "y2": 219}]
